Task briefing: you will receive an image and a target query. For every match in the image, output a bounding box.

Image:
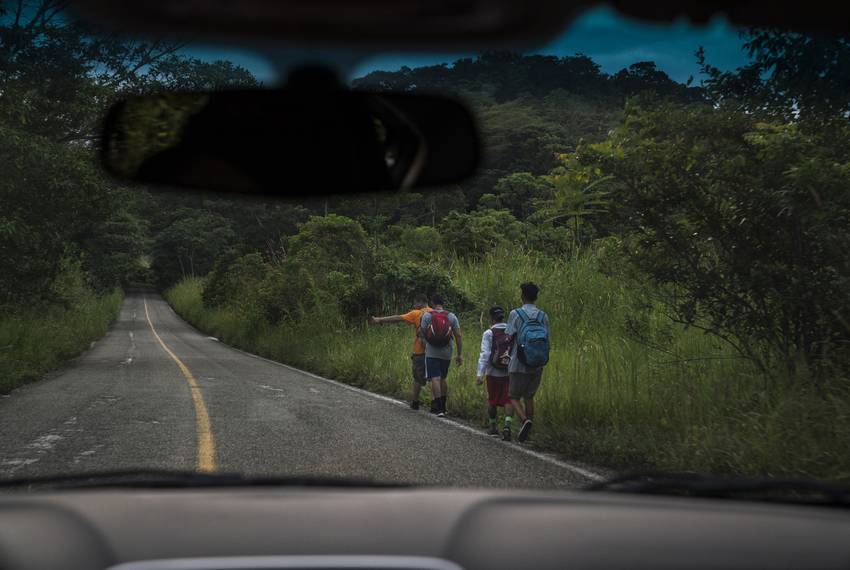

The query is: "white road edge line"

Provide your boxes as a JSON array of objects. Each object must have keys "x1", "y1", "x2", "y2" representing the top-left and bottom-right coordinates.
[{"x1": 223, "y1": 343, "x2": 605, "y2": 482}]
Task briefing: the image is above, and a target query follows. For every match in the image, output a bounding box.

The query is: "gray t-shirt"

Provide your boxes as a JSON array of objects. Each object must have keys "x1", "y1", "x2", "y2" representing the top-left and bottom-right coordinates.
[
  {"x1": 506, "y1": 304, "x2": 550, "y2": 373},
  {"x1": 419, "y1": 310, "x2": 461, "y2": 360}
]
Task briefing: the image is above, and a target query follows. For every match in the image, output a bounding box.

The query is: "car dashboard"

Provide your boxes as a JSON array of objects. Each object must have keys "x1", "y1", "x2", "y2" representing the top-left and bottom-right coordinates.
[{"x1": 1, "y1": 487, "x2": 850, "y2": 569}]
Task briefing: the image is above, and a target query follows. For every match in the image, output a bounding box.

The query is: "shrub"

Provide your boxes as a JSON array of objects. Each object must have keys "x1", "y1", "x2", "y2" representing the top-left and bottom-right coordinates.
[
  {"x1": 398, "y1": 225, "x2": 441, "y2": 261},
  {"x1": 440, "y1": 209, "x2": 525, "y2": 259},
  {"x1": 255, "y1": 259, "x2": 318, "y2": 324},
  {"x1": 202, "y1": 251, "x2": 268, "y2": 309},
  {"x1": 347, "y1": 257, "x2": 474, "y2": 316}
]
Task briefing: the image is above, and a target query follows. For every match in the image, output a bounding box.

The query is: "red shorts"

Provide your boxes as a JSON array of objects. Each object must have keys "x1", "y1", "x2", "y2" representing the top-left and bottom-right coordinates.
[{"x1": 486, "y1": 375, "x2": 511, "y2": 407}]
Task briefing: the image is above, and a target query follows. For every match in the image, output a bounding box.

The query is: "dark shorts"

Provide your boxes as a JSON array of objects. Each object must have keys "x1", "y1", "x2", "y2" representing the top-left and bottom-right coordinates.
[
  {"x1": 425, "y1": 357, "x2": 451, "y2": 380},
  {"x1": 509, "y1": 370, "x2": 543, "y2": 400},
  {"x1": 486, "y1": 375, "x2": 511, "y2": 407},
  {"x1": 411, "y1": 354, "x2": 427, "y2": 385}
]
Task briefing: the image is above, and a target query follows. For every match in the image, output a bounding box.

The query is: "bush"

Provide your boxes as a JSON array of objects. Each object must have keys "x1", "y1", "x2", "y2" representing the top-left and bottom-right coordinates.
[
  {"x1": 440, "y1": 209, "x2": 525, "y2": 259},
  {"x1": 255, "y1": 259, "x2": 318, "y2": 324},
  {"x1": 573, "y1": 101, "x2": 850, "y2": 377},
  {"x1": 203, "y1": 251, "x2": 268, "y2": 308},
  {"x1": 398, "y1": 225, "x2": 441, "y2": 261},
  {"x1": 526, "y1": 223, "x2": 573, "y2": 256},
  {"x1": 491, "y1": 171, "x2": 554, "y2": 220},
  {"x1": 349, "y1": 257, "x2": 474, "y2": 316},
  {"x1": 288, "y1": 214, "x2": 370, "y2": 281},
  {"x1": 151, "y1": 209, "x2": 237, "y2": 288}
]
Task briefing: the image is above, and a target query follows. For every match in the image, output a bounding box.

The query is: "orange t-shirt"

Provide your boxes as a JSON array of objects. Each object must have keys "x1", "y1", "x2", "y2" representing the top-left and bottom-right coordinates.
[{"x1": 401, "y1": 307, "x2": 432, "y2": 355}]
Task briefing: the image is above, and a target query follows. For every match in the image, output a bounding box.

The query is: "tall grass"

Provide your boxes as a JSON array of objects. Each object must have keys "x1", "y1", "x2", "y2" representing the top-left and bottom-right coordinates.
[
  {"x1": 167, "y1": 253, "x2": 850, "y2": 482},
  {"x1": 0, "y1": 289, "x2": 123, "y2": 393}
]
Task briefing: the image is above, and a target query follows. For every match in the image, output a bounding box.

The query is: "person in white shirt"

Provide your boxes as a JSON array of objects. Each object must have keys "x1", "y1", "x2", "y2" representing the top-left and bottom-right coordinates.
[{"x1": 476, "y1": 306, "x2": 514, "y2": 439}]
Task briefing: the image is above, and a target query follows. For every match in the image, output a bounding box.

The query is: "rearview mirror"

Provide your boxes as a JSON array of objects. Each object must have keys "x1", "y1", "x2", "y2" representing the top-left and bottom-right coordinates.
[{"x1": 100, "y1": 81, "x2": 479, "y2": 195}]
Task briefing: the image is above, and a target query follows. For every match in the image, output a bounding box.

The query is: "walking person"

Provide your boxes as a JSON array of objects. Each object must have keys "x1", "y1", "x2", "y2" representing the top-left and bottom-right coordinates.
[
  {"x1": 419, "y1": 294, "x2": 462, "y2": 417},
  {"x1": 476, "y1": 306, "x2": 514, "y2": 437},
  {"x1": 370, "y1": 294, "x2": 432, "y2": 410},
  {"x1": 506, "y1": 282, "x2": 550, "y2": 442}
]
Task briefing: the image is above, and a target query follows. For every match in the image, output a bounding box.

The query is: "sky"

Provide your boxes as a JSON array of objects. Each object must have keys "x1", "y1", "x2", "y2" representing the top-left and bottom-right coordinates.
[{"x1": 184, "y1": 5, "x2": 751, "y2": 86}]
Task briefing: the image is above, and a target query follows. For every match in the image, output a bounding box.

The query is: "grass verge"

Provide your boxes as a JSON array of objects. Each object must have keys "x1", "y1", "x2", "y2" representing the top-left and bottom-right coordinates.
[{"x1": 0, "y1": 289, "x2": 123, "y2": 393}]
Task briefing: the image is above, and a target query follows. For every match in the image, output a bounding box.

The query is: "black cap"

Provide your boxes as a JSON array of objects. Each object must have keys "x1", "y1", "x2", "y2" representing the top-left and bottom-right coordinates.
[{"x1": 489, "y1": 306, "x2": 505, "y2": 319}]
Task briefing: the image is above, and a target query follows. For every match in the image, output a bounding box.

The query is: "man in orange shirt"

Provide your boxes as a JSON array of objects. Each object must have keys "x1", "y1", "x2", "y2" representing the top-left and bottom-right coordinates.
[{"x1": 370, "y1": 294, "x2": 432, "y2": 410}]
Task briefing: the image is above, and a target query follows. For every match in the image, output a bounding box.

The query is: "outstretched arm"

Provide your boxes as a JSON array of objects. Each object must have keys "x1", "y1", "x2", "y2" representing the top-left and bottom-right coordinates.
[{"x1": 370, "y1": 315, "x2": 404, "y2": 324}]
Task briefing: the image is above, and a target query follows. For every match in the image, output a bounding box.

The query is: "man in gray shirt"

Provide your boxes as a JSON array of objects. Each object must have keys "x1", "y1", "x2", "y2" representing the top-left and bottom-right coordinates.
[
  {"x1": 505, "y1": 282, "x2": 550, "y2": 442},
  {"x1": 419, "y1": 294, "x2": 462, "y2": 417}
]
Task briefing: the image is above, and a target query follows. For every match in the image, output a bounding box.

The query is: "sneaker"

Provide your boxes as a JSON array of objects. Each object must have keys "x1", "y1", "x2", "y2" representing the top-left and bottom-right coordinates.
[
  {"x1": 429, "y1": 405, "x2": 438, "y2": 415},
  {"x1": 487, "y1": 425, "x2": 499, "y2": 436},
  {"x1": 518, "y1": 419, "x2": 533, "y2": 443},
  {"x1": 410, "y1": 400, "x2": 420, "y2": 410},
  {"x1": 436, "y1": 411, "x2": 446, "y2": 418},
  {"x1": 502, "y1": 425, "x2": 512, "y2": 441}
]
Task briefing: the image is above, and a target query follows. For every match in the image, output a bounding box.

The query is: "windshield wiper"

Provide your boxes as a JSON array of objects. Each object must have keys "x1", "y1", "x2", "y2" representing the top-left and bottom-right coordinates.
[
  {"x1": 586, "y1": 472, "x2": 850, "y2": 508},
  {"x1": 0, "y1": 469, "x2": 411, "y2": 490}
]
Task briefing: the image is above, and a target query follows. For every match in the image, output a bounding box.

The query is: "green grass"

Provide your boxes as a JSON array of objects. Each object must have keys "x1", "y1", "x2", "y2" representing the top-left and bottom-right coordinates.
[
  {"x1": 0, "y1": 289, "x2": 123, "y2": 393},
  {"x1": 166, "y1": 253, "x2": 850, "y2": 482}
]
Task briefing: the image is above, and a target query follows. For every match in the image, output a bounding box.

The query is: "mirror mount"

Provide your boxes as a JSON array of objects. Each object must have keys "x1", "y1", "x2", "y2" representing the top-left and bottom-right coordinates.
[{"x1": 286, "y1": 65, "x2": 345, "y2": 91}]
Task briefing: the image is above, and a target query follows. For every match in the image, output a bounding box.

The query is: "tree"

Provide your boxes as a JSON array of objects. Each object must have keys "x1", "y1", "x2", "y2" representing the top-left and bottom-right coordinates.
[
  {"x1": 698, "y1": 29, "x2": 850, "y2": 126},
  {"x1": 490, "y1": 172, "x2": 554, "y2": 220},
  {"x1": 356, "y1": 258, "x2": 474, "y2": 315},
  {"x1": 398, "y1": 226, "x2": 441, "y2": 261},
  {"x1": 288, "y1": 215, "x2": 370, "y2": 277},
  {"x1": 202, "y1": 252, "x2": 268, "y2": 311},
  {"x1": 201, "y1": 199, "x2": 308, "y2": 262},
  {"x1": 81, "y1": 199, "x2": 151, "y2": 289},
  {"x1": 0, "y1": 0, "x2": 259, "y2": 141},
  {"x1": 0, "y1": 123, "x2": 111, "y2": 309},
  {"x1": 538, "y1": 158, "x2": 611, "y2": 251},
  {"x1": 573, "y1": 99, "x2": 850, "y2": 377},
  {"x1": 612, "y1": 61, "x2": 700, "y2": 100},
  {"x1": 152, "y1": 210, "x2": 236, "y2": 286},
  {"x1": 440, "y1": 209, "x2": 525, "y2": 259}
]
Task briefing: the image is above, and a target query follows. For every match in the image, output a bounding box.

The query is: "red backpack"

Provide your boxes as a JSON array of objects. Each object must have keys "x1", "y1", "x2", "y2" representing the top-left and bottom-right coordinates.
[
  {"x1": 424, "y1": 310, "x2": 453, "y2": 347},
  {"x1": 489, "y1": 326, "x2": 512, "y2": 369}
]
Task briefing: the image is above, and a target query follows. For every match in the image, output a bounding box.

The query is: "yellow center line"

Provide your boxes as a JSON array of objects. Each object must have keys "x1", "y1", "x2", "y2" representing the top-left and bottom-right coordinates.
[{"x1": 143, "y1": 296, "x2": 217, "y2": 473}]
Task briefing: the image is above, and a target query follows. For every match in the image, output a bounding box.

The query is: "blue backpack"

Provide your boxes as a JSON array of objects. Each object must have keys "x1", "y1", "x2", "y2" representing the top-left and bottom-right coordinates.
[{"x1": 516, "y1": 308, "x2": 550, "y2": 368}]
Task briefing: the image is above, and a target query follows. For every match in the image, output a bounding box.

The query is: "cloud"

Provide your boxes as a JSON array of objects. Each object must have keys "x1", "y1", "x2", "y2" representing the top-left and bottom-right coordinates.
[
  {"x1": 535, "y1": 6, "x2": 749, "y2": 81},
  {"x1": 182, "y1": 6, "x2": 751, "y2": 85}
]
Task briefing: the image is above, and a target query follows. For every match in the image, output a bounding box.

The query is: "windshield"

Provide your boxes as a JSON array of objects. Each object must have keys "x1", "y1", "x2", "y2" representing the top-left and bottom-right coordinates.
[{"x1": 1, "y1": 0, "x2": 849, "y2": 491}]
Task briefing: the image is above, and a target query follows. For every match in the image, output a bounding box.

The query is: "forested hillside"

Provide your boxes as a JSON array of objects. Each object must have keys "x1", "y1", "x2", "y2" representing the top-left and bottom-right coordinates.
[{"x1": 145, "y1": 53, "x2": 703, "y2": 289}]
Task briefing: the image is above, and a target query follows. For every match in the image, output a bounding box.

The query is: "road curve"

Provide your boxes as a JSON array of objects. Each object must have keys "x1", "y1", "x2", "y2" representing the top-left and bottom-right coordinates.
[{"x1": 0, "y1": 292, "x2": 603, "y2": 488}]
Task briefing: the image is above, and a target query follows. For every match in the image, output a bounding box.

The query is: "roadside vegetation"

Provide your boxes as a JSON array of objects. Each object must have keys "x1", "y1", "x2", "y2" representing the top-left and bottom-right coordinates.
[{"x1": 0, "y1": 284, "x2": 122, "y2": 393}]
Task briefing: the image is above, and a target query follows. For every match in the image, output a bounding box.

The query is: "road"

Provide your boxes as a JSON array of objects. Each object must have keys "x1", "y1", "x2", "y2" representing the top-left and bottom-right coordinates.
[{"x1": 0, "y1": 293, "x2": 604, "y2": 488}]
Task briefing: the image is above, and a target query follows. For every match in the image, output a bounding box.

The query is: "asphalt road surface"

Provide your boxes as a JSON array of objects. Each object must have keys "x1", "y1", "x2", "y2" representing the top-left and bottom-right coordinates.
[{"x1": 0, "y1": 293, "x2": 604, "y2": 488}]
